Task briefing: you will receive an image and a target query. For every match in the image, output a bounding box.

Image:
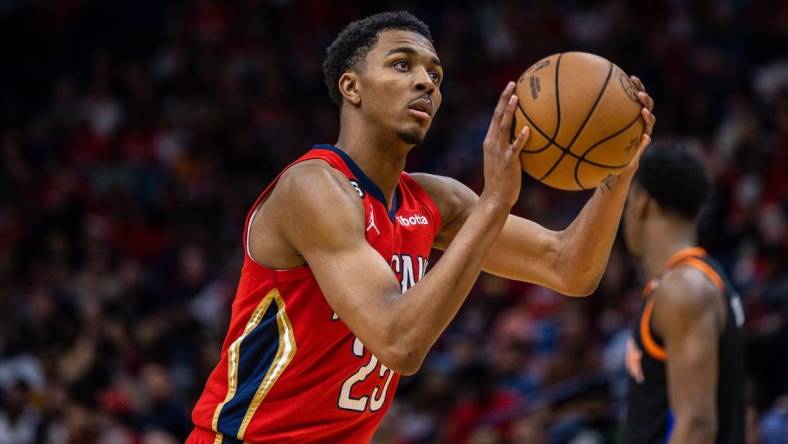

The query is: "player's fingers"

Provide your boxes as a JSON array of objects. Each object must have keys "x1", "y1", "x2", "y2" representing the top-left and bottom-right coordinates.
[
  {"x1": 637, "y1": 133, "x2": 652, "y2": 155},
  {"x1": 634, "y1": 348, "x2": 645, "y2": 383},
  {"x1": 623, "y1": 133, "x2": 651, "y2": 171},
  {"x1": 630, "y1": 75, "x2": 646, "y2": 93},
  {"x1": 499, "y1": 94, "x2": 518, "y2": 139},
  {"x1": 637, "y1": 91, "x2": 654, "y2": 112},
  {"x1": 634, "y1": 364, "x2": 644, "y2": 384},
  {"x1": 626, "y1": 339, "x2": 645, "y2": 383},
  {"x1": 489, "y1": 81, "x2": 516, "y2": 130},
  {"x1": 626, "y1": 358, "x2": 642, "y2": 383},
  {"x1": 641, "y1": 107, "x2": 656, "y2": 135},
  {"x1": 510, "y1": 126, "x2": 530, "y2": 154}
]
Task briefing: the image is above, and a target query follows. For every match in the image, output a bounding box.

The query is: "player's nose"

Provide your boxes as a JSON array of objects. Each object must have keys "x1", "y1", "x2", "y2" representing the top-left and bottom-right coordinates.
[{"x1": 414, "y1": 68, "x2": 435, "y2": 94}]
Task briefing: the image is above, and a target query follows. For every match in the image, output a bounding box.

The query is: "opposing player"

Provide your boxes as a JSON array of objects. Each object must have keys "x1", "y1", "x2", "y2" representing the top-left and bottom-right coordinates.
[
  {"x1": 622, "y1": 144, "x2": 745, "y2": 443},
  {"x1": 188, "y1": 11, "x2": 655, "y2": 443}
]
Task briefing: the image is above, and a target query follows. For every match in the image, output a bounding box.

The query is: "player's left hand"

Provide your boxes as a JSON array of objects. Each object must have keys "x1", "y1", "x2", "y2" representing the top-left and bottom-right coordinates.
[{"x1": 620, "y1": 76, "x2": 656, "y2": 175}]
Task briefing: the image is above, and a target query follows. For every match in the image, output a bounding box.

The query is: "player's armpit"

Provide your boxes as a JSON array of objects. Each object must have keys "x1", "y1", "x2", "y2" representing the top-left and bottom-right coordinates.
[
  {"x1": 408, "y1": 173, "x2": 476, "y2": 250},
  {"x1": 270, "y1": 163, "x2": 414, "y2": 374},
  {"x1": 653, "y1": 268, "x2": 725, "y2": 444}
]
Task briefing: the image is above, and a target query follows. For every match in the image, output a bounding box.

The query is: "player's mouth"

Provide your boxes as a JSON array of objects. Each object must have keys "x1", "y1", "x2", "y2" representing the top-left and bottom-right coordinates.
[{"x1": 407, "y1": 97, "x2": 433, "y2": 121}]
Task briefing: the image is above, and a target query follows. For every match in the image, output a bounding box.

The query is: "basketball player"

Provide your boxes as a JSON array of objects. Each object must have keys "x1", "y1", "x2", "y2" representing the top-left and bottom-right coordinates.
[
  {"x1": 622, "y1": 144, "x2": 745, "y2": 443},
  {"x1": 188, "y1": 11, "x2": 655, "y2": 443}
]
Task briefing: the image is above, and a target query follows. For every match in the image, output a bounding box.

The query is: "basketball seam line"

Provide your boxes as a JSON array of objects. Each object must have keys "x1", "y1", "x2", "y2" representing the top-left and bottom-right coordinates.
[
  {"x1": 517, "y1": 104, "x2": 558, "y2": 152},
  {"x1": 538, "y1": 60, "x2": 614, "y2": 182},
  {"x1": 517, "y1": 106, "x2": 630, "y2": 169},
  {"x1": 573, "y1": 113, "x2": 642, "y2": 189},
  {"x1": 517, "y1": 55, "x2": 634, "y2": 183},
  {"x1": 516, "y1": 53, "x2": 563, "y2": 153},
  {"x1": 553, "y1": 52, "x2": 562, "y2": 153}
]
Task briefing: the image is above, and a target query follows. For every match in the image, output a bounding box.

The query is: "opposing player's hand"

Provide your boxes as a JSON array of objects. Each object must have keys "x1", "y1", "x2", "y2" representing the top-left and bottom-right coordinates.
[
  {"x1": 621, "y1": 76, "x2": 656, "y2": 174},
  {"x1": 481, "y1": 81, "x2": 530, "y2": 209},
  {"x1": 626, "y1": 337, "x2": 645, "y2": 383}
]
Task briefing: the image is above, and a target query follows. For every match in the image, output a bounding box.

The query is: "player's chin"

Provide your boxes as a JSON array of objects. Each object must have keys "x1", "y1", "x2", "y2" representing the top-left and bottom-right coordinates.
[{"x1": 396, "y1": 127, "x2": 427, "y2": 145}]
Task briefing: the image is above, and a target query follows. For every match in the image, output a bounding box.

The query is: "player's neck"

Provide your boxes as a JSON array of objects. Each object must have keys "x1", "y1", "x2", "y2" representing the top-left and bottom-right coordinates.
[
  {"x1": 643, "y1": 218, "x2": 698, "y2": 279},
  {"x1": 335, "y1": 123, "x2": 410, "y2": 208}
]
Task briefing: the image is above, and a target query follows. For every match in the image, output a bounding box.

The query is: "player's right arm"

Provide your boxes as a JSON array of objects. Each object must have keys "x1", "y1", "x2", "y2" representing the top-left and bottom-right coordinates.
[
  {"x1": 263, "y1": 82, "x2": 528, "y2": 376},
  {"x1": 652, "y1": 268, "x2": 726, "y2": 444}
]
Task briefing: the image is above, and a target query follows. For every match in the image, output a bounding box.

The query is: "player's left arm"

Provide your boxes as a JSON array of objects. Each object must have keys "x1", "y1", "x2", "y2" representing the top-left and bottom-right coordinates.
[
  {"x1": 417, "y1": 77, "x2": 655, "y2": 296},
  {"x1": 414, "y1": 164, "x2": 638, "y2": 296},
  {"x1": 652, "y1": 268, "x2": 726, "y2": 444}
]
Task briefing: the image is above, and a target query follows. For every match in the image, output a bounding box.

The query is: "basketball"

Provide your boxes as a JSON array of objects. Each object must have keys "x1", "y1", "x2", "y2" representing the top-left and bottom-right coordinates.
[{"x1": 513, "y1": 52, "x2": 644, "y2": 190}]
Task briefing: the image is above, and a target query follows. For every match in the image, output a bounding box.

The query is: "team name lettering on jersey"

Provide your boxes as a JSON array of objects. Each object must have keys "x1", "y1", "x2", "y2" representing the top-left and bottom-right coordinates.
[
  {"x1": 332, "y1": 254, "x2": 430, "y2": 320},
  {"x1": 391, "y1": 254, "x2": 429, "y2": 293}
]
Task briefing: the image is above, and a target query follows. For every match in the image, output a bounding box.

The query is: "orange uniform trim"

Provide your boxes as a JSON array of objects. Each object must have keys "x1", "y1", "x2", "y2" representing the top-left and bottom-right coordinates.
[
  {"x1": 665, "y1": 247, "x2": 708, "y2": 268},
  {"x1": 642, "y1": 279, "x2": 657, "y2": 297},
  {"x1": 640, "y1": 298, "x2": 667, "y2": 361},
  {"x1": 674, "y1": 257, "x2": 724, "y2": 291},
  {"x1": 639, "y1": 246, "x2": 724, "y2": 363}
]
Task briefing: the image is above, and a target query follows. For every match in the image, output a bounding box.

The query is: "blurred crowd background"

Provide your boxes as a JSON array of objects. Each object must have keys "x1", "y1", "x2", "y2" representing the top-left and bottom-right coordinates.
[{"x1": 0, "y1": 0, "x2": 786, "y2": 443}]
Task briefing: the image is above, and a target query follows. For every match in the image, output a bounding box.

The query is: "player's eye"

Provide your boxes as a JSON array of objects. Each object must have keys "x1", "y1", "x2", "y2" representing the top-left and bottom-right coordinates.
[
  {"x1": 394, "y1": 60, "x2": 410, "y2": 71},
  {"x1": 429, "y1": 71, "x2": 441, "y2": 83}
]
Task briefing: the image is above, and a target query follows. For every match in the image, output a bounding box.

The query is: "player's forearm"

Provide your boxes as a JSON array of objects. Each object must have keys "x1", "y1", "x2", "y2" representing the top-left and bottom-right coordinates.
[
  {"x1": 557, "y1": 170, "x2": 634, "y2": 294},
  {"x1": 389, "y1": 195, "x2": 509, "y2": 371}
]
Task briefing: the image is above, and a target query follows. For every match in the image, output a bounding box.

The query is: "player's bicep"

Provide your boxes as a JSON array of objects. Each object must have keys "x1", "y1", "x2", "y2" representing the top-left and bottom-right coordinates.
[
  {"x1": 306, "y1": 241, "x2": 400, "y2": 327},
  {"x1": 277, "y1": 166, "x2": 401, "y2": 347}
]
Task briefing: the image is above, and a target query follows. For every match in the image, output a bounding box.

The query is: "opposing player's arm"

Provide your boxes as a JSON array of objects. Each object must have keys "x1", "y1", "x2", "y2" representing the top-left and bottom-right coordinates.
[
  {"x1": 270, "y1": 82, "x2": 528, "y2": 375},
  {"x1": 652, "y1": 268, "x2": 725, "y2": 444}
]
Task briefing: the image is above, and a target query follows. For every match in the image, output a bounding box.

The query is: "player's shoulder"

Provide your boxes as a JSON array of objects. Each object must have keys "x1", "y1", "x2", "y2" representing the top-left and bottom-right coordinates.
[
  {"x1": 655, "y1": 265, "x2": 723, "y2": 316},
  {"x1": 271, "y1": 159, "x2": 365, "y2": 229},
  {"x1": 409, "y1": 172, "x2": 468, "y2": 193},
  {"x1": 277, "y1": 159, "x2": 352, "y2": 193},
  {"x1": 409, "y1": 173, "x2": 477, "y2": 211},
  {"x1": 273, "y1": 159, "x2": 362, "y2": 207}
]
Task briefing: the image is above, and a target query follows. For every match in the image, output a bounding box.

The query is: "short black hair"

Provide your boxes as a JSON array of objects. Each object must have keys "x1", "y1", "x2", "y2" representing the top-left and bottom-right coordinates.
[
  {"x1": 634, "y1": 141, "x2": 711, "y2": 219},
  {"x1": 322, "y1": 11, "x2": 433, "y2": 106}
]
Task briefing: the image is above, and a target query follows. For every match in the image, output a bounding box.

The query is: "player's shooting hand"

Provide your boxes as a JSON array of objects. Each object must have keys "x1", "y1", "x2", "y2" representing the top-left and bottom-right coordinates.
[
  {"x1": 481, "y1": 81, "x2": 530, "y2": 209},
  {"x1": 621, "y1": 76, "x2": 656, "y2": 175}
]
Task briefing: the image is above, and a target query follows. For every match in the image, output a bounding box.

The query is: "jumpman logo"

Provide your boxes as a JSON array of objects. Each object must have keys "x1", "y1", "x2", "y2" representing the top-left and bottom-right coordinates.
[{"x1": 366, "y1": 204, "x2": 380, "y2": 235}]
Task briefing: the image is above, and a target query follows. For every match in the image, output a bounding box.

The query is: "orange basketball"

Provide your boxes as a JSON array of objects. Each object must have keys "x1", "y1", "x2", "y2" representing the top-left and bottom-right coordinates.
[{"x1": 513, "y1": 52, "x2": 644, "y2": 190}]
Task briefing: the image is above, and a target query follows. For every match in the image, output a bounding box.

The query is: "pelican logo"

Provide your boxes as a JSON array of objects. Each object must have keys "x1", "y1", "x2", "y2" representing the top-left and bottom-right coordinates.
[{"x1": 349, "y1": 180, "x2": 364, "y2": 197}]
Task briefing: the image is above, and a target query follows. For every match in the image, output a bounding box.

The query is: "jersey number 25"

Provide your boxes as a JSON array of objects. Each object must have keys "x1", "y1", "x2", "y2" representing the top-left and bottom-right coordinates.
[{"x1": 337, "y1": 337, "x2": 395, "y2": 412}]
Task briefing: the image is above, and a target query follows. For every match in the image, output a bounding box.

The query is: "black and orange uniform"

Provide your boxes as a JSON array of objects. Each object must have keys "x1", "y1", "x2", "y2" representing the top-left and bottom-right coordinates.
[{"x1": 623, "y1": 247, "x2": 746, "y2": 444}]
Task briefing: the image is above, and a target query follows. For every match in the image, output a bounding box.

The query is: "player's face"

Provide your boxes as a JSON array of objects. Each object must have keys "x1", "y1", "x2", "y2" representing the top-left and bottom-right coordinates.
[{"x1": 356, "y1": 30, "x2": 443, "y2": 145}]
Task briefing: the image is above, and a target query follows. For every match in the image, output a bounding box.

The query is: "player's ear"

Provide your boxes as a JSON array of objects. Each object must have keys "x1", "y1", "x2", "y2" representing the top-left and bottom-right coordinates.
[{"x1": 338, "y1": 71, "x2": 361, "y2": 107}]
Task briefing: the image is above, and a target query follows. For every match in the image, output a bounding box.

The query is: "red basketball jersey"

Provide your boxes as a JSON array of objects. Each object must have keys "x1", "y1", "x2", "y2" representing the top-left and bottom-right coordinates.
[{"x1": 188, "y1": 145, "x2": 441, "y2": 444}]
